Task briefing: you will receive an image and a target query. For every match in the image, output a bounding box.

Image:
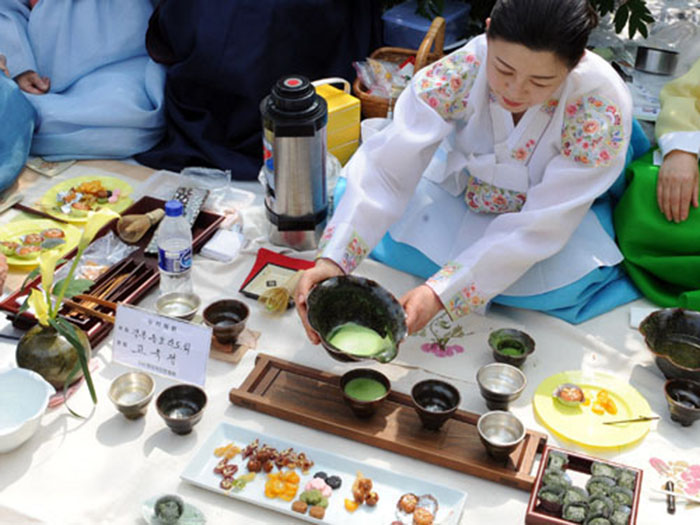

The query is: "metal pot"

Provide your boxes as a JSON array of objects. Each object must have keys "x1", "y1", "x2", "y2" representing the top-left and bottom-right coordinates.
[{"x1": 635, "y1": 46, "x2": 679, "y2": 76}]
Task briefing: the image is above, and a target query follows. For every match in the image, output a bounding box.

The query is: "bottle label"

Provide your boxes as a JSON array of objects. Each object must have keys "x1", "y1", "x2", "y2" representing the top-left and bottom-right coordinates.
[{"x1": 158, "y1": 246, "x2": 192, "y2": 273}]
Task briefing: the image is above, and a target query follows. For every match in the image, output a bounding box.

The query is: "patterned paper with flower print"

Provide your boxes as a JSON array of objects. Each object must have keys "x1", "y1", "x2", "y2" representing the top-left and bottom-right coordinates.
[
  {"x1": 464, "y1": 174, "x2": 527, "y2": 214},
  {"x1": 417, "y1": 312, "x2": 467, "y2": 358},
  {"x1": 561, "y1": 95, "x2": 624, "y2": 167},
  {"x1": 446, "y1": 282, "x2": 487, "y2": 319},
  {"x1": 650, "y1": 458, "x2": 700, "y2": 498},
  {"x1": 414, "y1": 50, "x2": 481, "y2": 120}
]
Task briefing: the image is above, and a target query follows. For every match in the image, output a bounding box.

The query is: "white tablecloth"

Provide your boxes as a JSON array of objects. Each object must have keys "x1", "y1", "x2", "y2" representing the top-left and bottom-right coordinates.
[{"x1": 0, "y1": 164, "x2": 698, "y2": 525}]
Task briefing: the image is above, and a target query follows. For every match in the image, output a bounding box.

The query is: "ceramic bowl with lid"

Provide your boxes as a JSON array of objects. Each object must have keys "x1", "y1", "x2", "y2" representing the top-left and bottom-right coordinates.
[{"x1": 0, "y1": 367, "x2": 55, "y2": 453}]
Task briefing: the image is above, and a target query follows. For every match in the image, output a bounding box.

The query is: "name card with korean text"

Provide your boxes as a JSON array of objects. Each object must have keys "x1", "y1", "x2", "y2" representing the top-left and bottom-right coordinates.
[{"x1": 112, "y1": 304, "x2": 212, "y2": 386}]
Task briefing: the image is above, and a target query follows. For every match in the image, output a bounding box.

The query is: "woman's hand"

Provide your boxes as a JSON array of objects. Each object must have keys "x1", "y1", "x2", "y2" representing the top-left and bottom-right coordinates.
[
  {"x1": 657, "y1": 150, "x2": 700, "y2": 223},
  {"x1": 295, "y1": 258, "x2": 344, "y2": 344},
  {"x1": 15, "y1": 70, "x2": 50, "y2": 94},
  {"x1": 0, "y1": 55, "x2": 9, "y2": 78},
  {"x1": 400, "y1": 284, "x2": 444, "y2": 335}
]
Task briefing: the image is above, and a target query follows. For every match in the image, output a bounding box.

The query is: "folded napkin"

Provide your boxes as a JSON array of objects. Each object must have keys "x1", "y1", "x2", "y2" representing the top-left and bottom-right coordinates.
[{"x1": 200, "y1": 228, "x2": 245, "y2": 262}]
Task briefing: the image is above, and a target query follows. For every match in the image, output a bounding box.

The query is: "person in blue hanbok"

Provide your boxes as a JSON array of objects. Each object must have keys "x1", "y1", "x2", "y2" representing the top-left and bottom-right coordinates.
[{"x1": 0, "y1": 0, "x2": 165, "y2": 160}]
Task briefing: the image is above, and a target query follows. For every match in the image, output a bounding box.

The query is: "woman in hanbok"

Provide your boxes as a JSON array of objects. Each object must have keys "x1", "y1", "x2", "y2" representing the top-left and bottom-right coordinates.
[
  {"x1": 0, "y1": 0, "x2": 165, "y2": 160},
  {"x1": 615, "y1": 58, "x2": 700, "y2": 308},
  {"x1": 296, "y1": 0, "x2": 641, "y2": 339}
]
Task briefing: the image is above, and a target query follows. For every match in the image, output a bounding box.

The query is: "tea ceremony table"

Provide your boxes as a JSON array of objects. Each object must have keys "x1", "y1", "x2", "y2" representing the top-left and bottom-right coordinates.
[{"x1": 0, "y1": 160, "x2": 697, "y2": 525}]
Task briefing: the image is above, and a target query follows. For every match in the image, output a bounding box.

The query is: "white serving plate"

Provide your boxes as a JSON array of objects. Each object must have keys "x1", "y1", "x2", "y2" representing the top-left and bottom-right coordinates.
[{"x1": 181, "y1": 422, "x2": 467, "y2": 524}]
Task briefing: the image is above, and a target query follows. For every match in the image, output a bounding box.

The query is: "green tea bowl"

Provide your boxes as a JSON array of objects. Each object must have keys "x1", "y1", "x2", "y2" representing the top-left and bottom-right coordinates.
[{"x1": 307, "y1": 275, "x2": 407, "y2": 364}]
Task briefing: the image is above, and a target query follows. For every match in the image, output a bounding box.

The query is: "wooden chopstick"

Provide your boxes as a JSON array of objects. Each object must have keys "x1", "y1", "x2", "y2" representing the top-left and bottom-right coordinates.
[
  {"x1": 62, "y1": 298, "x2": 115, "y2": 324},
  {"x1": 74, "y1": 294, "x2": 117, "y2": 311},
  {"x1": 12, "y1": 202, "x2": 70, "y2": 224}
]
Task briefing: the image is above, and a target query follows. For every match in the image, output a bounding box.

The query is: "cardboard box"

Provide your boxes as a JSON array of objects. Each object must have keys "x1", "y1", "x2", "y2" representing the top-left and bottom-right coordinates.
[{"x1": 316, "y1": 83, "x2": 360, "y2": 165}]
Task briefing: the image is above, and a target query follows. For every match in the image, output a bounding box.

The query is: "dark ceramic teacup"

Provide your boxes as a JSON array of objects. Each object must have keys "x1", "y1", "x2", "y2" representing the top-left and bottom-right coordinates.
[
  {"x1": 339, "y1": 368, "x2": 391, "y2": 418},
  {"x1": 203, "y1": 299, "x2": 250, "y2": 344},
  {"x1": 156, "y1": 384, "x2": 207, "y2": 435},
  {"x1": 664, "y1": 378, "x2": 700, "y2": 427},
  {"x1": 411, "y1": 379, "x2": 461, "y2": 431},
  {"x1": 639, "y1": 308, "x2": 700, "y2": 381},
  {"x1": 488, "y1": 328, "x2": 535, "y2": 368}
]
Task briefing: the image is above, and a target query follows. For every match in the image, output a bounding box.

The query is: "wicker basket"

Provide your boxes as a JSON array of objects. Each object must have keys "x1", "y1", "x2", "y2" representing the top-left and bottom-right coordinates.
[{"x1": 353, "y1": 16, "x2": 446, "y2": 119}]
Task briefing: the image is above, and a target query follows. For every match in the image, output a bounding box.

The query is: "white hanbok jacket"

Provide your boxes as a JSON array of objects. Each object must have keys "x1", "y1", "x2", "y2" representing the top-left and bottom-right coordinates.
[{"x1": 318, "y1": 34, "x2": 632, "y2": 320}]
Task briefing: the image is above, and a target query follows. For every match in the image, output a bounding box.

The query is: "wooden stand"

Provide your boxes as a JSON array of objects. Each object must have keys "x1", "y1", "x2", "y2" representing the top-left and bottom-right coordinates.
[{"x1": 229, "y1": 354, "x2": 547, "y2": 491}]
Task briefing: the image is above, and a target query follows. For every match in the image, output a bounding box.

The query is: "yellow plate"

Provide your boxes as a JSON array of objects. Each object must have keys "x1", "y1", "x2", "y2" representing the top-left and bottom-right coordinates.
[
  {"x1": 40, "y1": 175, "x2": 133, "y2": 224},
  {"x1": 0, "y1": 219, "x2": 82, "y2": 267},
  {"x1": 533, "y1": 370, "x2": 652, "y2": 450}
]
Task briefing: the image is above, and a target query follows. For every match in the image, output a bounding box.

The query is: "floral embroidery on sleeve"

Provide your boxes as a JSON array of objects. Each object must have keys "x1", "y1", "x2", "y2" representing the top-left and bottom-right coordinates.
[
  {"x1": 413, "y1": 50, "x2": 481, "y2": 120},
  {"x1": 561, "y1": 94, "x2": 624, "y2": 167},
  {"x1": 339, "y1": 230, "x2": 369, "y2": 274},
  {"x1": 315, "y1": 225, "x2": 335, "y2": 257},
  {"x1": 445, "y1": 282, "x2": 487, "y2": 319},
  {"x1": 427, "y1": 261, "x2": 463, "y2": 286}
]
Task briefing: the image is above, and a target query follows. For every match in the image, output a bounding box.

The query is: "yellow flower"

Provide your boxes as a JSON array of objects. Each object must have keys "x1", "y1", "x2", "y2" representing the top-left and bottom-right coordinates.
[
  {"x1": 79, "y1": 208, "x2": 120, "y2": 250},
  {"x1": 39, "y1": 249, "x2": 61, "y2": 293},
  {"x1": 27, "y1": 288, "x2": 49, "y2": 326}
]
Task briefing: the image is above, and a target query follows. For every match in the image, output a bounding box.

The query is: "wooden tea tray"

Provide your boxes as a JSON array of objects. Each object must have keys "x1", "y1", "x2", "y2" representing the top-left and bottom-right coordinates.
[{"x1": 229, "y1": 354, "x2": 547, "y2": 491}]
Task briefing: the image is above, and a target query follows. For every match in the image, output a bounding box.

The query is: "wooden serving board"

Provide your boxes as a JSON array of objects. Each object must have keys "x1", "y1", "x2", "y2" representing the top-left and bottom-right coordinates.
[{"x1": 229, "y1": 354, "x2": 547, "y2": 491}]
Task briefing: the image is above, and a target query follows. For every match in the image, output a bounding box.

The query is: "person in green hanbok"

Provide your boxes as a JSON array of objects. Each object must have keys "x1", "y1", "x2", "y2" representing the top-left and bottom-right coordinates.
[{"x1": 614, "y1": 58, "x2": 700, "y2": 308}]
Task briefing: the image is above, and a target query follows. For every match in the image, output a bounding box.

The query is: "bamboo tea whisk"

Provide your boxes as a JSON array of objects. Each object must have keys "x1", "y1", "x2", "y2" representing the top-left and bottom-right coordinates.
[
  {"x1": 258, "y1": 271, "x2": 304, "y2": 314},
  {"x1": 116, "y1": 208, "x2": 165, "y2": 243}
]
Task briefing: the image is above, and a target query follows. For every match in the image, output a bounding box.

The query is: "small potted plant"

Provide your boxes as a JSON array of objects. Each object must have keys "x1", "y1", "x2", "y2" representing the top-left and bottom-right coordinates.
[{"x1": 15, "y1": 209, "x2": 120, "y2": 413}]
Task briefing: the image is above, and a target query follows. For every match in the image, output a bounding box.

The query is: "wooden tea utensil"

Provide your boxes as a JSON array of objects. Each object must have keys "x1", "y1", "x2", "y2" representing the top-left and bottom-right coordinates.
[
  {"x1": 62, "y1": 298, "x2": 115, "y2": 324},
  {"x1": 63, "y1": 294, "x2": 119, "y2": 324},
  {"x1": 602, "y1": 415, "x2": 660, "y2": 425},
  {"x1": 12, "y1": 202, "x2": 70, "y2": 224},
  {"x1": 116, "y1": 208, "x2": 165, "y2": 243},
  {"x1": 258, "y1": 271, "x2": 303, "y2": 314}
]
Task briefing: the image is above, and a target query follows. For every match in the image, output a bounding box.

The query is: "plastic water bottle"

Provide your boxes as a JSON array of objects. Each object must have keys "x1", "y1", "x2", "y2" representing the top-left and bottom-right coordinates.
[{"x1": 157, "y1": 200, "x2": 193, "y2": 295}]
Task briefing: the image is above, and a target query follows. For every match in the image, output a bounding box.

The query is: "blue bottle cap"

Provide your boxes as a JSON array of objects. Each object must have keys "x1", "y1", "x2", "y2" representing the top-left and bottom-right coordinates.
[{"x1": 164, "y1": 200, "x2": 184, "y2": 217}]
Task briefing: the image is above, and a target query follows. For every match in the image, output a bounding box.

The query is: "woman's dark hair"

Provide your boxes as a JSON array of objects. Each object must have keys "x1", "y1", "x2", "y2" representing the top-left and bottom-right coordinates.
[{"x1": 487, "y1": 0, "x2": 598, "y2": 69}]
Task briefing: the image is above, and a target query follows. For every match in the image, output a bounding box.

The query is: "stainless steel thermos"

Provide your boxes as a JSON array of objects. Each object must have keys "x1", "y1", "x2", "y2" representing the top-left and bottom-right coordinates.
[{"x1": 261, "y1": 75, "x2": 328, "y2": 251}]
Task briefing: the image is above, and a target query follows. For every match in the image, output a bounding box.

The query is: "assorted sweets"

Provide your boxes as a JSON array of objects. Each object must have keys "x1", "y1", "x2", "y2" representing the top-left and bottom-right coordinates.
[
  {"x1": 553, "y1": 384, "x2": 618, "y2": 416},
  {"x1": 208, "y1": 437, "x2": 445, "y2": 522},
  {"x1": 393, "y1": 493, "x2": 439, "y2": 525},
  {"x1": 532, "y1": 449, "x2": 639, "y2": 525},
  {"x1": 1, "y1": 227, "x2": 66, "y2": 259},
  {"x1": 53, "y1": 179, "x2": 123, "y2": 216}
]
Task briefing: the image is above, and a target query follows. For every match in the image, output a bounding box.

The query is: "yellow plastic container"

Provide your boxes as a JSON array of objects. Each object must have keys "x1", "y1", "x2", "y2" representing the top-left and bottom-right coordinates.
[{"x1": 315, "y1": 79, "x2": 360, "y2": 165}]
